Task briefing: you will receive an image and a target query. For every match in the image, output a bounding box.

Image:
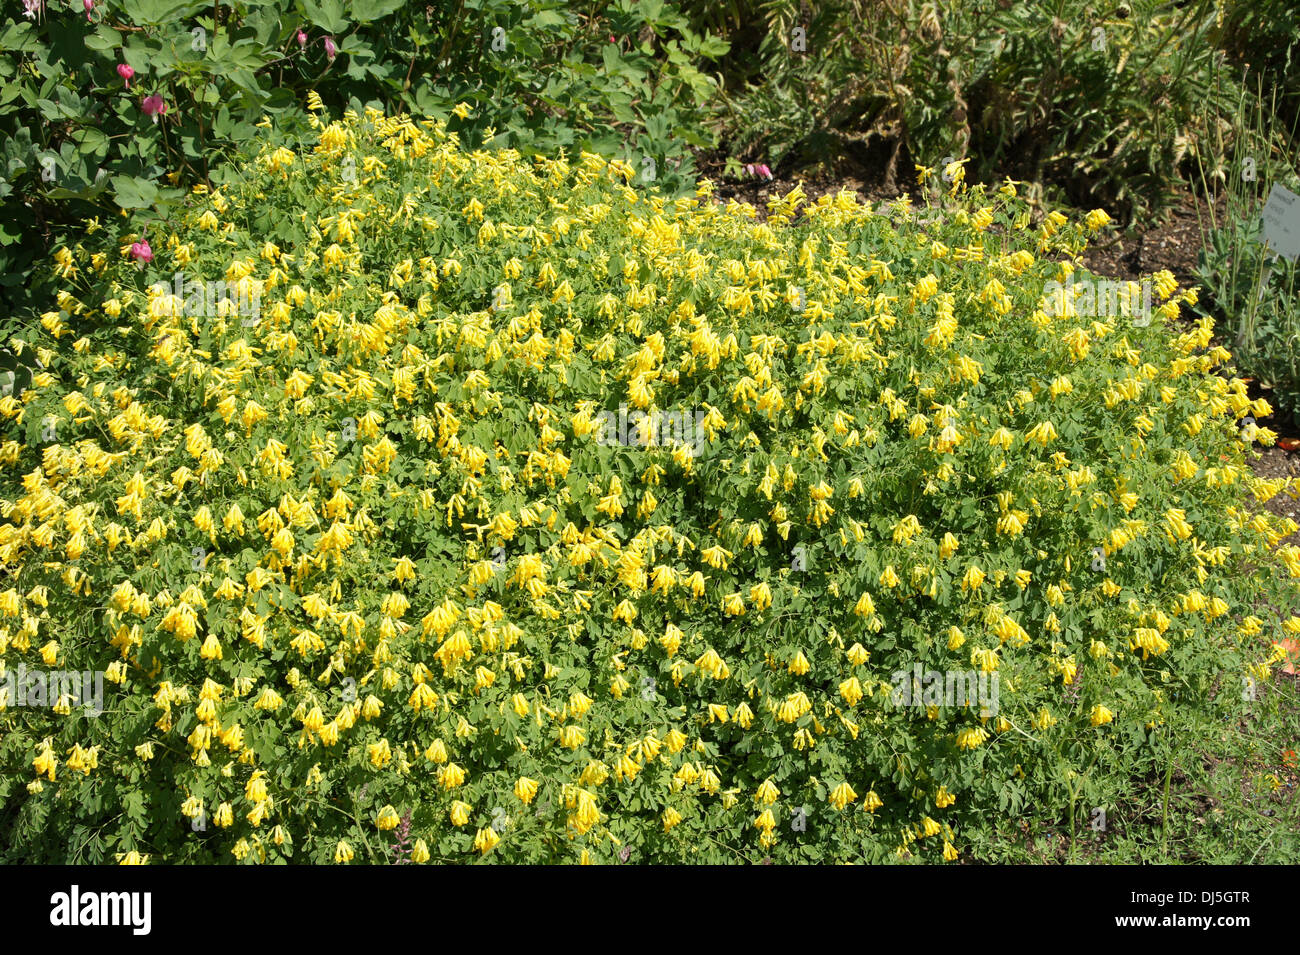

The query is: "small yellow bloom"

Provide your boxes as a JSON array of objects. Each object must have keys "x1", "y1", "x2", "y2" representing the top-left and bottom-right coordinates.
[
  {"x1": 473, "y1": 826, "x2": 500, "y2": 854},
  {"x1": 514, "y1": 777, "x2": 539, "y2": 804},
  {"x1": 828, "y1": 782, "x2": 857, "y2": 810}
]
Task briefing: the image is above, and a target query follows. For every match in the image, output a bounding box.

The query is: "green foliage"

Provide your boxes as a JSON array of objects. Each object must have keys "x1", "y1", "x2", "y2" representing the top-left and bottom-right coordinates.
[
  {"x1": 1194, "y1": 76, "x2": 1300, "y2": 418},
  {"x1": 1218, "y1": 0, "x2": 1300, "y2": 141},
  {"x1": 709, "y1": 0, "x2": 1243, "y2": 222}
]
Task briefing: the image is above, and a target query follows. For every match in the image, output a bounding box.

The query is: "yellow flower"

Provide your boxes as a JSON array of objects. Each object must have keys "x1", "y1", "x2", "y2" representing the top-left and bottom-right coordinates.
[
  {"x1": 734, "y1": 702, "x2": 754, "y2": 728},
  {"x1": 394, "y1": 556, "x2": 417, "y2": 583},
  {"x1": 449, "y1": 801, "x2": 472, "y2": 826},
  {"x1": 439, "y1": 763, "x2": 467, "y2": 788},
  {"x1": 839, "y1": 677, "x2": 864, "y2": 706},
  {"x1": 961, "y1": 565, "x2": 986, "y2": 592},
  {"x1": 828, "y1": 782, "x2": 857, "y2": 810},
  {"x1": 1085, "y1": 209, "x2": 1112, "y2": 231},
  {"x1": 514, "y1": 777, "x2": 539, "y2": 804},
  {"x1": 913, "y1": 274, "x2": 939, "y2": 302}
]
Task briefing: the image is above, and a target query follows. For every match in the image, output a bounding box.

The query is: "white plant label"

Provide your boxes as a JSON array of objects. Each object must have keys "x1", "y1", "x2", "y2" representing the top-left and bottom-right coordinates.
[{"x1": 1261, "y1": 184, "x2": 1300, "y2": 262}]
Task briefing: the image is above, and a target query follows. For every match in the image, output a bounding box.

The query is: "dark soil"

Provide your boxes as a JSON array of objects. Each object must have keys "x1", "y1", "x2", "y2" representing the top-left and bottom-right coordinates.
[{"x1": 1078, "y1": 189, "x2": 1220, "y2": 293}]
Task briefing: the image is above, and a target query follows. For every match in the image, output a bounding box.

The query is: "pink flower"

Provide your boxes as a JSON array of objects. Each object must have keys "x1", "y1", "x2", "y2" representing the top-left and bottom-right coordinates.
[
  {"x1": 129, "y1": 239, "x2": 153, "y2": 265},
  {"x1": 297, "y1": 29, "x2": 307, "y2": 48},
  {"x1": 757, "y1": 163, "x2": 773, "y2": 180},
  {"x1": 744, "y1": 162, "x2": 773, "y2": 180},
  {"x1": 140, "y1": 95, "x2": 167, "y2": 123},
  {"x1": 83, "y1": 0, "x2": 94, "y2": 21},
  {"x1": 324, "y1": 36, "x2": 336, "y2": 60},
  {"x1": 22, "y1": 0, "x2": 42, "y2": 21},
  {"x1": 117, "y1": 64, "x2": 134, "y2": 89}
]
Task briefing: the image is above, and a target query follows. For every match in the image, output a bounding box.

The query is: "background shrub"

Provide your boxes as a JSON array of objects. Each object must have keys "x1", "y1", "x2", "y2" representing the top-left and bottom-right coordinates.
[{"x1": 697, "y1": 0, "x2": 1249, "y2": 222}]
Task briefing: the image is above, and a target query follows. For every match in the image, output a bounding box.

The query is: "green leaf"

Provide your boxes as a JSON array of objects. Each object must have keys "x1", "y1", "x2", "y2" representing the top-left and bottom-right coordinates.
[
  {"x1": 83, "y1": 27, "x2": 121, "y2": 54},
  {"x1": 349, "y1": 0, "x2": 406, "y2": 23},
  {"x1": 110, "y1": 174, "x2": 159, "y2": 210},
  {"x1": 119, "y1": 0, "x2": 209, "y2": 25},
  {"x1": 300, "y1": 0, "x2": 351, "y2": 34}
]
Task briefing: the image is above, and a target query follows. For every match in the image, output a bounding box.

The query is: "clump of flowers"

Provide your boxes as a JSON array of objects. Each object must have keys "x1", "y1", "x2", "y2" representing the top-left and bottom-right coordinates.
[{"x1": 1, "y1": 102, "x2": 1296, "y2": 864}]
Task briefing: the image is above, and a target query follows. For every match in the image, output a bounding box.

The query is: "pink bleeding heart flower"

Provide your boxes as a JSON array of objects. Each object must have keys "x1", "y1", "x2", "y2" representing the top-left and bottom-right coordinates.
[
  {"x1": 83, "y1": 0, "x2": 94, "y2": 21},
  {"x1": 744, "y1": 163, "x2": 756, "y2": 177},
  {"x1": 117, "y1": 63, "x2": 134, "y2": 89},
  {"x1": 297, "y1": 29, "x2": 308, "y2": 48},
  {"x1": 324, "y1": 36, "x2": 337, "y2": 60},
  {"x1": 140, "y1": 94, "x2": 167, "y2": 123},
  {"x1": 757, "y1": 163, "x2": 773, "y2": 180},
  {"x1": 129, "y1": 239, "x2": 153, "y2": 265}
]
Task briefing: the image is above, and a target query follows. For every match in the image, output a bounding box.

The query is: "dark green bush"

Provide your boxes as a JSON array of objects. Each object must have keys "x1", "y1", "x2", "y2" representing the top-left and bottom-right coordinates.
[{"x1": 698, "y1": 0, "x2": 1240, "y2": 222}]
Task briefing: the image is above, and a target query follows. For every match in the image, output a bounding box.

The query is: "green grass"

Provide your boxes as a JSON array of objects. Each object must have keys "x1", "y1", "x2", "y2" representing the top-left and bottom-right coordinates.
[{"x1": 971, "y1": 669, "x2": 1300, "y2": 863}]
